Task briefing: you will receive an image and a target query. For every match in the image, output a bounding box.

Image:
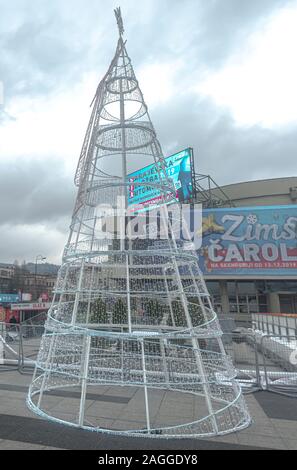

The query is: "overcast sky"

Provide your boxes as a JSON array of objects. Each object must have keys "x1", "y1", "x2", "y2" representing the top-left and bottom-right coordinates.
[{"x1": 0, "y1": 0, "x2": 296, "y2": 264}]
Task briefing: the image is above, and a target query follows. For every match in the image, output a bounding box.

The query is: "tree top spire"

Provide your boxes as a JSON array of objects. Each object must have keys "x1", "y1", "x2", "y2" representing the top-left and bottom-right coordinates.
[{"x1": 114, "y1": 7, "x2": 124, "y2": 37}]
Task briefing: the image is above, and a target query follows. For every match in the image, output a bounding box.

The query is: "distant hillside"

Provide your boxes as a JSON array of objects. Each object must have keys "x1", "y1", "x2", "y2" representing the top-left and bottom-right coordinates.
[{"x1": 25, "y1": 262, "x2": 60, "y2": 275}]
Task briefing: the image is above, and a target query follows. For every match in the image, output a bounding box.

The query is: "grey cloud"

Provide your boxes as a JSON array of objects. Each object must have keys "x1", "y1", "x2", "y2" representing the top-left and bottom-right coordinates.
[
  {"x1": 0, "y1": 0, "x2": 293, "y2": 102},
  {"x1": 0, "y1": 0, "x2": 297, "y2": 263},
  {"x1": 194, "y1": 0, "x2": 293, "y2": 68},
  {"x1": 0, "y1": 157, "x2": 73, "y2": 262},
  {"x1": 0, "y1": 223, "x2": 65, "y2": 264},
  {"x1": 155, "y1": 93, "x2": 297, "y2": 185},
  {"x1": 0, "y1": 14, "x2": 88, "y2": 100},
  {"x1": 0, "y1": 158, "x2": 75, "y2": 226}
]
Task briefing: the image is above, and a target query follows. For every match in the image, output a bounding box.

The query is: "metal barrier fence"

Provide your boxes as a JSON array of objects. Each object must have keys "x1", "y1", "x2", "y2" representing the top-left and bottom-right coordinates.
[
  {"x1": 18, "y1": 324, "x2": 45, "y2": 372},
  {"x1": 222, "y1": 330, "x2": 261, "y2": 393},
  {"x1": 0, "y1": 322, "x2": 44, "y2": 372},
  {"x1": 0, "y1": 322, "x2": 21, "y2": 369},
  {"x1": 1, "y1": 320, "x2": 297, "y2": 397},
  {"x1": 252, "y1": 313, "x2": 297, "y2": 337},
  {"x1": 260, "y1": 334, "x2": 297, "y2": 397}
]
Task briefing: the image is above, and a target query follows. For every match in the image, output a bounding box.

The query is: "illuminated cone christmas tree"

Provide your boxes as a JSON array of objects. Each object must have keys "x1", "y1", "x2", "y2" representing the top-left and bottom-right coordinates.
[{"x1": 27, "y1": 8, "x2": 250, "y2": 437}]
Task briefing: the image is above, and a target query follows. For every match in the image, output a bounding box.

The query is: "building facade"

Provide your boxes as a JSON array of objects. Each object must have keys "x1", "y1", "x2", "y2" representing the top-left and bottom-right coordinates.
[
  {"x1": 0, "y1": 264, "x2": 57, "y2": 301},
  {"x1": 0, "y1": 263, "x2": 15, "y2": 293}
]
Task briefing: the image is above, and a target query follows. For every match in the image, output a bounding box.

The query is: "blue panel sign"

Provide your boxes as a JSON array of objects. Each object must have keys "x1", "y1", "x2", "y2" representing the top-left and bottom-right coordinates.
[
  {"x1": 127, "y1": 148, "x2": 193, "y2": 210},
  {"x1": 199, "y1": 205, "x2": 297, "y2": 276},
  {"x1": 0, "y1": 293, "x2": 20, "y2": 303}
]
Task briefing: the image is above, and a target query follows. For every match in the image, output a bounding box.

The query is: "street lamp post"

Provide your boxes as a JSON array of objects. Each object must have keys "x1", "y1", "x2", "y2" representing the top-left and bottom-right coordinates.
[{"x1": 34, "y1": 255, "x2": 46, "y2": 301}]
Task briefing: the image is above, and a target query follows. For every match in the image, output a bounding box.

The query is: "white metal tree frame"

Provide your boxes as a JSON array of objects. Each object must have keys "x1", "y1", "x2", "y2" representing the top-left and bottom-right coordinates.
[{"x1": 27, "y1": 8, "x2": 251, "y2": 438}]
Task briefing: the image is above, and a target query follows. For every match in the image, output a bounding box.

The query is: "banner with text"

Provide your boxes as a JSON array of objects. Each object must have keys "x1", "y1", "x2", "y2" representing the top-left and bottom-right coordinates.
[
  {"x1": 199, "y1": 205, "x2": 297, "y2": 276},
  {"x1": 128, "y1": 148, "x2": 193, "y2": 211}
]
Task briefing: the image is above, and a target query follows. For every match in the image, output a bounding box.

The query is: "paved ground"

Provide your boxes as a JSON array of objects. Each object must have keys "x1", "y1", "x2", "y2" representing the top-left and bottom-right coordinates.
[{"x1": 0, "y1": 368, "x2": 296, "y2": 450}]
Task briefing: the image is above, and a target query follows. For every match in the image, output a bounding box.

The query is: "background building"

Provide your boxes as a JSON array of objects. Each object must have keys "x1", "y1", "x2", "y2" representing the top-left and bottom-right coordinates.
[
  {"x1": 0, "y1": 263, "x2": 15, "y2": 293},
  {"x1": 0, "y1": 262, "x2": 57, "y2": 322},
  {"x1": 215, "y1": 176, "x2": 297, "y2": 207}
]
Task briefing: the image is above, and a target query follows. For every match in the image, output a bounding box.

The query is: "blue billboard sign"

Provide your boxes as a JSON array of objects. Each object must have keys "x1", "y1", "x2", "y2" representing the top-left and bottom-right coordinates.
[
  {"x1": 0, "y1": 293, "x2": 20, "y2": 303},
  {"x1": 127, "y1": 148, "x2": 193, "y2": 211},
  {"x1": 199, "y1": 205, "x2": 297, "y2": 277}
]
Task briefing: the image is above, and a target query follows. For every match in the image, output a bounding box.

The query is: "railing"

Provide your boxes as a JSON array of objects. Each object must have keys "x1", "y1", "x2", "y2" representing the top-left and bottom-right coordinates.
[
  {"x1": 1, "y1": 319, "x2": 297, "y2": 397},
  {"x1": 0, "y1": 322, "x2": 21, "y2": 369},
  {"x1": 0, "y1": 322, "x2": 44, "y2": 372},
  {"x1": 261, "y1": 334, "x2": 297, "y2": 396},
  {"x1": 252, "y1": 312, "x2": 297, "y2": 337}
]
